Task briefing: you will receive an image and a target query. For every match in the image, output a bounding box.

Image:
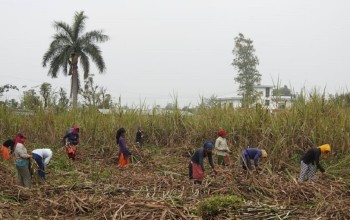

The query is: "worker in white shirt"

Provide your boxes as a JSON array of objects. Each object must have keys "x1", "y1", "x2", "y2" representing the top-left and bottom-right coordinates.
[
  {"x1": 215, "y1": 130, "x2": 231, "y2": 166},
  {"x1": 32, "y1": 148, "x2": 53, "y2": 180}
]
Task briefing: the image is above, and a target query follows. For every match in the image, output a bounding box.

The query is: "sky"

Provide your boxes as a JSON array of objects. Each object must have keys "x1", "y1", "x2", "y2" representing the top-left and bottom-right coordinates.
[{"x1": 0, "y1": 0, "x2": 349, "y2": 108}]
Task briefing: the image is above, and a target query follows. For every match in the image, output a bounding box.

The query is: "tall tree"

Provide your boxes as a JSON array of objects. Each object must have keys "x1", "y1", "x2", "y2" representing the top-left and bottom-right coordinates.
[
  {"x1": 39, "y1": 82, "x2": 52, "y2": 109},
  {"x1": 0, "y1": 84, "x2": 18, "y2": 98},
  {"x1": 81, "y1": 76, "x2": 100, "y2": 107},
  {"x1": 58, "y1": 87, "x2": 70, "y2": 109},
  {"x1": 232, "y1": 33, "x2": 261, "y2": 107},
  {"x1": 21, "y1": 89, "x2": 42, "y2": 110},
  {"x1": 42, "y1": 11, "x2": 109, "y2": 108}
]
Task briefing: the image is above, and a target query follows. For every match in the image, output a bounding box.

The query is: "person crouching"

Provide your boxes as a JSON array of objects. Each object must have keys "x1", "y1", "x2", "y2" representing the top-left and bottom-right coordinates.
[
  {"x1": 298, "y1": 144, "x2": 331, "y2": 182},
  {"x1": 32, "y1": 148, "x2": 53, "y2": 181},
  {"x1": 240, "y1": 148, "x2": 267, "y2": 171}
]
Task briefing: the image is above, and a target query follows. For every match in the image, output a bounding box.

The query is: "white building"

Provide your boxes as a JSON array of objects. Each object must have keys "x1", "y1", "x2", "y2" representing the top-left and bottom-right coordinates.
[{"x1": 216, "y1": 85, "x2": 295, "y2": 110}]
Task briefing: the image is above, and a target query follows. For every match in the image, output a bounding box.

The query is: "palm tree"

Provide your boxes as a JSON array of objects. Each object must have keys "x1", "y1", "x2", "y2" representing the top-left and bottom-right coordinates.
[{"x1": 42, "y1": 11, "x2": 109, "y2": 108}]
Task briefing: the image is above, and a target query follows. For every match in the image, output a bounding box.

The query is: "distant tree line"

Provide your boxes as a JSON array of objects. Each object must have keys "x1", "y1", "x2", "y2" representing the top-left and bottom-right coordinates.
[{"x1": 0, "y1": 81, "x2": 113, "y2": 111}]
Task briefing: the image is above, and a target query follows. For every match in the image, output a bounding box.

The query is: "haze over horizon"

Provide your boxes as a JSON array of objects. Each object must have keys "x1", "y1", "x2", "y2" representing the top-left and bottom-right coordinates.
[{"x1": 1, "y1": 0, "x2": 349, "y2": 108}]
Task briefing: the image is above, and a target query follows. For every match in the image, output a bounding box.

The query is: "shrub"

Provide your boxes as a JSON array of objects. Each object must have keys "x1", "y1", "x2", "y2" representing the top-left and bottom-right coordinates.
[{"x1": 197, "y1": 195, "x2": 243, "y2": 219}]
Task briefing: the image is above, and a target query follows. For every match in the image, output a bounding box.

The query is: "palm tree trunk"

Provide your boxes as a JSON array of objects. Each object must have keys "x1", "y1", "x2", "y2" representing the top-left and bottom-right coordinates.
[
  {"x1": 72, "y1": 69, "x2": 78, "y2": 108},
  {"x1": 71, "y1": 54, "x2": 79, "y2": 108}
]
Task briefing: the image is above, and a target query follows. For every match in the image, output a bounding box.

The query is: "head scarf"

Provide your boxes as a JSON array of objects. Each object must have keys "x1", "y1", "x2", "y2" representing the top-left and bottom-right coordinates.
[
  {"x1": 261, "y1": 149, "x2": 267, "y2": 158},
  {"x1": 203, "y1": 141, "x2": 214, "y2": 149},
  {"x1": 73, "y1": 125, "x2": 79, "y2": 133},
  {"x1": 218, "y1": 130, "x2": 226, "y2": 137},
  {"x1": 319, "y1": 144, "x2": 331, "y2": 154},
  {"x1": 14, "y1": 132, "x2": 26, "y2": 147}
]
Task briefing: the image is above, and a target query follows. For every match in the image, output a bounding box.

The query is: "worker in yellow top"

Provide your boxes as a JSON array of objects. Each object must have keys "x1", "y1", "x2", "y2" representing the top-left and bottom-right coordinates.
[
  {"x1": 215, "y1": 130, "x2": 231, "y2": 166},
  {"x1": 298, "y1": 144, "x2": 331, "y2": 182}
]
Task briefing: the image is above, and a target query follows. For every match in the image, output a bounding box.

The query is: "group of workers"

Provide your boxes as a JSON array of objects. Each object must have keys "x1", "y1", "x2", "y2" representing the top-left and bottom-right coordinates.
[
  {"x1": 1, "y1": 126, "x2": 331, "y2": 188},
  {"x1": 1, "y1": 132, "x2": 53, "y2": 188},
  {"x1": 188, "y1": 129, "x2": 331, "y2": 184},
  {"x1": 0, "y1": 125, "x2": 79, "y2": 188}
]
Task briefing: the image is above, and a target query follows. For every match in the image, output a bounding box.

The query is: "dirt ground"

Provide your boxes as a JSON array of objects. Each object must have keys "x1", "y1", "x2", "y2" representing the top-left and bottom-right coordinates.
[{"x1": 1, "y1": 145, "x2": 350, "y2": 219}]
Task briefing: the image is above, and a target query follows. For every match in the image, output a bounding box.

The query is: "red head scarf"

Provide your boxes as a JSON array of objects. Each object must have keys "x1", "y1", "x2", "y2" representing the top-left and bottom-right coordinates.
[
  {"x1": 218, "y1": 130, "x2": 226, "y2": 137},
  {"x1": 14, "y1": 132, "x2": 26, "y2": 147},
  {"x1": 73, "y1": 125, "x2": 79, "y2": 133}
]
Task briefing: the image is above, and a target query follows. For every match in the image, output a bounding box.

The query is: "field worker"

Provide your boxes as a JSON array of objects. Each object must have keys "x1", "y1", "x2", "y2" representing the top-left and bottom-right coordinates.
[
  {"x1": 1, "y1": 139, "x2": 15, "y2": 160},
  {"x1": 116, "y1": 128, "x2": 131, "y2": 167},
  {"x1": 135, "y1": 125, "x2": 144, "y2": 148},
  {"x1": 13, "y1": 132, "x2": 32, "y2": 188},
  {"x1": 63, "y1": 124, "x2": 80, "y2": 160},
  {"x1": 215, "y1": 130, "x2": 231, "y2": 166},
  {"x1": 189, "y1": 141, "x2": 217, "y2": 184},
  {"x1": 298, "y1": 144, "x2": 331, "y2": 182},
  {"x1": 240, "y1": 148, "x2": 267, "y2": 171},
  {"x1": 32, "y1": 148, "x2": 53, "y2": 180}
]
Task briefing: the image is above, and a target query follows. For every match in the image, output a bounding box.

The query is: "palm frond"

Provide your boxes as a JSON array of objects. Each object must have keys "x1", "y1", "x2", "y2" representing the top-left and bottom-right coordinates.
[
  {"x1": 53, "y1": 21, "x2": 73, "y2": 40},
  {"x1": 72, "y1": 11, "x2": 87, "y2": 42},
  {"x1": 81, "y1": 30, "x2": 109, "y2": 43},
  {"x1": 79, "y1": 52, "x2": 90, "y2": 79},
  {"x1": 82, "y1": 44, "x2": 106, "y2": 73}
]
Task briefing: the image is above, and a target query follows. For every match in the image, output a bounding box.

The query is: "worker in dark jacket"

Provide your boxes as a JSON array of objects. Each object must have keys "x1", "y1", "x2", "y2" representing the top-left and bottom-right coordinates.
[
  {"x1": 116, "y1": 128, "x2": 131, "y2": 167},
  {"x1": 298, "y1": 144, "x2": 331, "y2": 182},
  {"x1": 189, "y1": 141, "x2": 217, "y2": 184},
  {"x1": 63, "y1": 125, "x2": 80, "y2": 160},
  {"x1": 135, "y1": 125, "x2": 143, "y2": 148},
  {"x1": 240, "y1": 148, "x2": 267, "y2": 171}
]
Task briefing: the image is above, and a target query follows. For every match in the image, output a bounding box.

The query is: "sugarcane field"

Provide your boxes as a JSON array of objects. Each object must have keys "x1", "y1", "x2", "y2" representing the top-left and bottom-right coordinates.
[
  {"x1": 1, "y1": 100, "x2": 350, "y2": 219},
  {"x1": 2, "y1": 2, "x2": 350, "y2": 219}
]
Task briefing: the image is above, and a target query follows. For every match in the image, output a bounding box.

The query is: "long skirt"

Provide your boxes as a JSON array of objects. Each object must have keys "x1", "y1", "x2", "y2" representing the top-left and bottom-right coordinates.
[
  {"x1": 66, "y1": 145, "x2": 77, "y2": 160},
  {"x1": 188, "y1": 161, "x2": 204, "y2": 180},
  {"x1": 118, "y1": 152, "x2": 129, "y2": 167}
]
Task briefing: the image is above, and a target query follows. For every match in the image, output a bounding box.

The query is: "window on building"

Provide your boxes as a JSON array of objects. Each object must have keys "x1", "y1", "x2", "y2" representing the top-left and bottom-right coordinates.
[
  {"x1": 265, "y1": 100, "x2": 270, "y2": 106},
  {"x1": 266, "y1": 88, "x2": 270, "y2": 98}
]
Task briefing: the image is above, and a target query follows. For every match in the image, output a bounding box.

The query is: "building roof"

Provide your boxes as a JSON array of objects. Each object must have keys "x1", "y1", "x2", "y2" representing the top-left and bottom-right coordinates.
[{"x1": 254, "y1": 85, "x2": 274, "y2": 89}]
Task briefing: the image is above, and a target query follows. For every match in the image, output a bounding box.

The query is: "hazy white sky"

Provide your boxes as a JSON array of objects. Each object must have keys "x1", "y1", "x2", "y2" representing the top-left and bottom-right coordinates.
[{"x1": 1, "y1": 0, "x2": 349, "y2": 107}]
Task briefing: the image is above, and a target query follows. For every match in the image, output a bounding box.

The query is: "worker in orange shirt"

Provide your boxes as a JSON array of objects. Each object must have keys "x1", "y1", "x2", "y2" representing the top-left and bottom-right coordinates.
[{"x1": 1, "y1": 139, "x2": 15, "y2": 160}]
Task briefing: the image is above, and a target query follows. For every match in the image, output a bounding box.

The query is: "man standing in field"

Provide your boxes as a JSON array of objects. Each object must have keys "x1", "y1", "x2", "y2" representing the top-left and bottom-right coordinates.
[
  {"x1": 298, "y1": 144, "x2": 331, "y2": 182},
  {"x1": 135, "y1": 125, "x2": 144, "y2": 148},
  {"x1": 189, "y1": 141, "x2": 217, "y2": 184}
]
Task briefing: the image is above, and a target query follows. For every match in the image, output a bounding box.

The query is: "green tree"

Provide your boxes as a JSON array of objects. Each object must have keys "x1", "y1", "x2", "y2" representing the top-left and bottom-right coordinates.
[
  {"x1": 98, "y1": 87, "x2": 113, "y2": 109},
  {"x1": 21, "y1": 89, "x2": 42, "y2": 110},
  {"x1": 42, "y1": 11, "x2": 109, "y2": 108},
  {"x1": 81, "y1": 76, "x2": 100, "y2": 107},
  {"x1": 39, "y1": 82, "x2": 52, "y2": 109},
  {"x1": 232, "y1": 33, "x2": 261, "y2": 107},
  {"x1": 0, "y1": 84, "x2": 18, "y2": 98},
  {"x1": 57, "y1": 87, "x2": 70, "y2": 109},
  {"x1": 273, "y1": 85, "x2": 292, "y2": 96}
]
